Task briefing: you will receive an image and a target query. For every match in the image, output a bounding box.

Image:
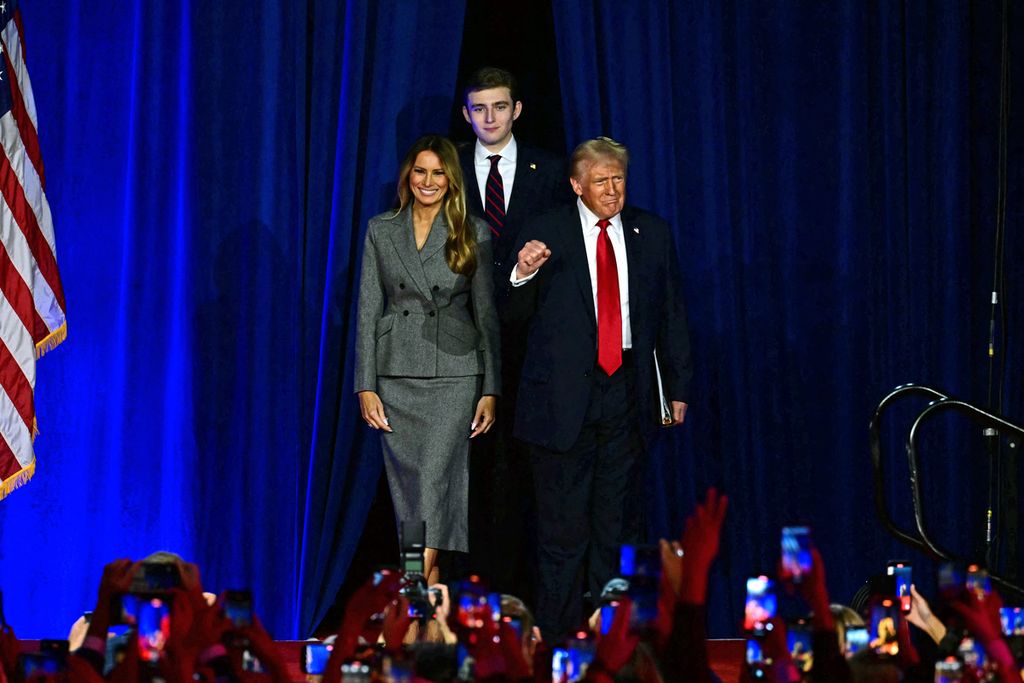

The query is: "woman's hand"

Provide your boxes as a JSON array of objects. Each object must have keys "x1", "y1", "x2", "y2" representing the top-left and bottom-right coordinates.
[
  {"x1": 358, "y1": 391, "x2": 393, "y2": 432},
  {"x1": 470, "y1": 395, "x2": 497, "y2": 438}
]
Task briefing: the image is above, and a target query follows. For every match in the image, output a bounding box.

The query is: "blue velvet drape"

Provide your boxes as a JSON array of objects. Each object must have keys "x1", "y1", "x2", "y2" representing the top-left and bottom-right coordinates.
[
  {"x1": 0, "y1": 0, "x2": 465, "y2": 638},
  {"x1": 552, "y1": 1, "x2": 1024, "y2": 635}
]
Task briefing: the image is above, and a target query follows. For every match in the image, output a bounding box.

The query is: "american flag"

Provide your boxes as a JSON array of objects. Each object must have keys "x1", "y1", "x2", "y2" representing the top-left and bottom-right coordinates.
[{"x1": 0, "y1": 0, "x2": 66, "y2": 500}]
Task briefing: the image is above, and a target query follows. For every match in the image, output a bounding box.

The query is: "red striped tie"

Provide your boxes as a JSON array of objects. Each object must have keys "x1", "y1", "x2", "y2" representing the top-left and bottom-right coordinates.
[
  {"x1": 484, "y1": 154, "x2": 505, "y2": 236},
  {"x1": 596, "y1": 219, "x2": 622, "y2": 375}
]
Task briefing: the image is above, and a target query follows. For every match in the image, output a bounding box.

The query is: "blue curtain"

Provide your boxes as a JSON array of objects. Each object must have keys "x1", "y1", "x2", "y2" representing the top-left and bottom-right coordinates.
[
  {"x1": 552, "y1": 1, "x2": 1023, "y2": 635},
  {"x1": 0, "y1": 0, "x2": 465, "y2": 639}
]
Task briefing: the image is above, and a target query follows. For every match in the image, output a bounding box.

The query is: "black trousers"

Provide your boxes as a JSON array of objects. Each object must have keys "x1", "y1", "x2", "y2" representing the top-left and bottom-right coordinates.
[{"x1": 529, "y1": 352, "x2": 644, "y2": 642}]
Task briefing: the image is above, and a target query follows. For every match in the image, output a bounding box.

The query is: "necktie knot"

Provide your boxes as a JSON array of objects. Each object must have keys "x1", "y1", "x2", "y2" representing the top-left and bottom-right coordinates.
[
  {"x1": 488, "y1": 154, "x2": 501, "y2": 168},
  {"x1": 597, "y1": 219, "x2": 611, "y2": 231}
]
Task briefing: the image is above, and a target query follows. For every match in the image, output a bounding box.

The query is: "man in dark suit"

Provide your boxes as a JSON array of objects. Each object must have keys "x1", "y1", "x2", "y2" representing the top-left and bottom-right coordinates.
[
  {"x1": 458, "y1": 67, "x2": 569, "y2": 599},
  {"x1": 504, "y1": 137, "x2": 693, "y2": 640}
]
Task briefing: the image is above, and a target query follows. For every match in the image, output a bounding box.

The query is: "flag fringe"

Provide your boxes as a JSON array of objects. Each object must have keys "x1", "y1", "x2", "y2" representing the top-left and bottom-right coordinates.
[
  {"x1": 35, "y1": 321, "x2": 66, "y2": 358},
  {"x1": 0, "y1": 458, "x2": 34, "y2": 501}
]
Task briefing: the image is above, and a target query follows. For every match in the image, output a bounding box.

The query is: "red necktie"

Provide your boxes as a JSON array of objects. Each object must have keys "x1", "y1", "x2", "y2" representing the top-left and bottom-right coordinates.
[
  {"x1": 484, "y1": 154, "x2": 505, "y2": 236},
  {"x1": 596, "y1": 219, "x2": 622, "y2": 375}
]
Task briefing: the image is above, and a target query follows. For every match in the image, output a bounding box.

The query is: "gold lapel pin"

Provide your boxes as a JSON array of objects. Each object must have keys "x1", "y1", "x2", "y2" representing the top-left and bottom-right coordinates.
[{"x1": 529, "y1": 163, "x2": 537, "y2": 170}]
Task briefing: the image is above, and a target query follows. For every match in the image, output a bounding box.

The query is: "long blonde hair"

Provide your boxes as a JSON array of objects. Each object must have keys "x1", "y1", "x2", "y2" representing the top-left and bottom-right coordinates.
[{"x1": 395, "y1": 135, "x2": 477, "y2": 276}]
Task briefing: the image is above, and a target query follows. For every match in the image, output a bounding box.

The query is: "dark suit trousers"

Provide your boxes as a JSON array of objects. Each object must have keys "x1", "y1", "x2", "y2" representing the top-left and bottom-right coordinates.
[{"x1": 530, "y1": 352, "x2": 644, "y2": 641}]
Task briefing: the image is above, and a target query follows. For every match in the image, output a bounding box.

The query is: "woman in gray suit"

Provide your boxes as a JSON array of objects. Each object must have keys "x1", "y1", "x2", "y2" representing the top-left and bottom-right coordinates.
[{"x1": 355, "y1": 135, "x2": 500, "y2": 581}]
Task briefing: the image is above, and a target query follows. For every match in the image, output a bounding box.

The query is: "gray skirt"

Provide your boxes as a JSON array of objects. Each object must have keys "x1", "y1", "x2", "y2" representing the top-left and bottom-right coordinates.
[{"x1": 377, "y1": 375, "x2": 481, "y2": 552}]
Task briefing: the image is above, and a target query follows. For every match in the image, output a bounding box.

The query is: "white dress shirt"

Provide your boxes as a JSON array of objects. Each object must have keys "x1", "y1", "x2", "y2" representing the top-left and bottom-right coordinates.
[
  {"x1": 510, "y1": 198, "x2": 632, "y2": 349},
  {"x1": 474, "y1": 136, "x2": 517, "y2": 210}
]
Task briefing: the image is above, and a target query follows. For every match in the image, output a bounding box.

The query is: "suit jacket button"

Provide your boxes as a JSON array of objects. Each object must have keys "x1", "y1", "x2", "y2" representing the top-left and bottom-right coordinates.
[
  {"x1": 403, "y1": 310, "x2": 409, "y2": 316},
  {"x1": 583, "y1": 371, "x2": 590, "y2": 378},
  {"x1": 432, "y1": 285, "x2": 439, "y2": 292},
  {"x1": 399, "y1": 283, "x2": 406, "y2": 289},
  {"x1": 429, "y1": 311, "x2": 436, "y2": 317}
]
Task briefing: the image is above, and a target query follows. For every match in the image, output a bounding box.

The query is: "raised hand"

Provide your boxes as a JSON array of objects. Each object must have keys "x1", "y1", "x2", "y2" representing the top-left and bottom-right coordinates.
[
  {"x1": 679, "y1": 488, "x2": 729, "y2": 604},
  {"x1": 516, "y1": 240, "x2": 551, "y2": 279}
]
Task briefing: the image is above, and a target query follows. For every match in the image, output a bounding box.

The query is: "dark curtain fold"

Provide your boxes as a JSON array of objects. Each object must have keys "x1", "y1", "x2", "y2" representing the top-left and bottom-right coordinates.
[{"x1": 552, "y1": 1, "x2": 1023, "y2": 635}]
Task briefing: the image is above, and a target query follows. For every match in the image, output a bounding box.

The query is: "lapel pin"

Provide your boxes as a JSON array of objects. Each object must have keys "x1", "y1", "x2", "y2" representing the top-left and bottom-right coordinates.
[
  {"x1": 633, "y1": 227, "x2": 640, "y2": 234},
  {"x1": 529, "y1": 163, "x2": 537, "y2": 170}
]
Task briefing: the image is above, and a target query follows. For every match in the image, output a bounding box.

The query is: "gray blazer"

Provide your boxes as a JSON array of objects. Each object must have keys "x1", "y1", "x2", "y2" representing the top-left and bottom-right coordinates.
[{"x1": 354, "y1": 207, "x2": 501, "y2": 396}]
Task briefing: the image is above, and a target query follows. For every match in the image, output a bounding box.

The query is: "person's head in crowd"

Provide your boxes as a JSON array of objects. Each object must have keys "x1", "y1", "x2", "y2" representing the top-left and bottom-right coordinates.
[
  {"x1": 395, "y1": 135, "x2": 475, "y2": 276},
  {"x1": 462, "y1": 66, "x2": 522, "y2": 152},
  {"x1": 500, "y1": 594, "x2": 540, "y2": 673},
  {"x1": 569, "y1": 137, "x2": 629, "y2": 221}
]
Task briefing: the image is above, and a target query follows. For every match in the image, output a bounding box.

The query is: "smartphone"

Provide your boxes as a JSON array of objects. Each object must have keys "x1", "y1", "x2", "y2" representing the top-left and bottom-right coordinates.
[
  {"x1": 599, "y1": 602, "x2": 617, "y2": 636},
  {"x1": 566, "y1": 633, "x2": 596, "y2": 681},
  {"x1": 844, "y1": 626, "x2": 869, "y2": 658},
  {"x1": 502, "y1": 615, "x2": 523, "y2": 639},
  {"x1": 456, "y1": 580, "x2": 497, "y2": 630},
  {"x1": 301, "y1": 643, "x2": 332, "y2": 675},
  {"x1": 134, "y1": 595, "x2": 172, "y2": 664},
  {"x1": 1000, "y1": 607, "x2": 1024, "y2": 636},
  {"x1": 745, "y1": 639, "x2": 768, "y2": 679},
  {"x1": 39, "y1": 640, "x2": 69, "y2": 658},
  {"x1": 886, "y1": 562, "x2": 912, "y2": 613},
  {"x1": 938, "y1": 562, "x2": 964, "y2": 599},
  {"x1": 869, "y1": 599, "x2": 900, "y2": 657},
  {"x1": 382, "y1": 653, "x2": 413, "y2": 683},
  {"x1": 341, "y1": 661, "x2": 371, "y2": 683},
  {"x1": 780, "y1": 526, "x2": 812, "y2": 583},
  {"x1": 958, "y1": 635, "x2": 987, "y2": 675},
  {"x1": 551, "y1": 647, "x2": 570, "y2": 683},
  {"x1": 966, "y1": 564, "x2": 991, "y2": 598},
  {"x1": 627, "y1": 579, "x2": 658, "y2": 633},
  {"x1": 17, "y1": 653, "x2": 67, "y2": 681},
  {"x1": 744, "y1": 576, "x2": 777, "y2": 634},
  {"x1": 455, "y1": 643, "x2": 475, "y2": 682},
  {"x1": 619, "y1": 545, "x2": 660, "y2": 579},
  {"x1": 786, "y1": 618, "x2": 813, "y2": 673},
  {"x1": 373, "y1": 567, "x2": 397, "y2": 586},
  {"x1": 934, "y1": 657, "x2": 963, "y2": 683},
  {"x1": 224, "y1": 589, "x2": 253, "y2": 627},
  {"x1": 131, "y1": 562, "x2": 181, "y2": 593},
  {"x1": 241, "y1": 650, "x2": 265, "y2": 673}
]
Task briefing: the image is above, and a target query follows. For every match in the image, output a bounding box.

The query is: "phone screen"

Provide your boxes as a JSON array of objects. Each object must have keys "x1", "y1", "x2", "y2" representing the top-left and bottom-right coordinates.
[
  {"x1": 627, "y1": 581, "x2": 658, "y2": 633},
  {"x1": 780, "y1": 527, "x2": 812, "y2": 582},
  {"x1": 966, "y1": 565, "x2": 991, "y2": 598},
  {"x1": 566, "y1": 635, "x2": 595, "y2": 682},
  {"x1": 887, "y1": 563, "x2": 912, "y2": 613},
  {"x1": 551, "y1": 647, "x2": 570, "y2": 683},
  {"x1": 869, "y1": 599, "x2": 900, "y2": 657},
  {"x1": 599, "y1": 603, "x2": 617, "y2": 635},
  {"x1": 619, "y1": 545, "x2": 660, "y2": 579},
  {"x1": 224, "y1": 590, "x2": 253, "y2": 627},
  {"x1": 1000, "y1": 607, "x2": 1024, "y2": 637},
  {"x1": 845, "y1": 626, "x2": 869, "y2": 657},
  {"x1": 787, "y1": 621, "x2": 814, "y2": 673},
  {"x1": 301, "y1": 643, "x2": 332, "y2": 675},
  {"x1": 744, "y1": 576, "x2": 776, "y2": 633},
  {"x1": 134, "y1": 596, "x2": 172, "y2": 664}
]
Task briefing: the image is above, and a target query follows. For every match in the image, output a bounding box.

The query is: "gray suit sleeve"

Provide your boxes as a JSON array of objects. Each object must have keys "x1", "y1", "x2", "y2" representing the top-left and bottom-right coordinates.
[
  {"x1": 471, "y1": 221, "x2": 502, "y2": 396},
  {"x1": 354, "y1": 223, "x2": 383, "y2": 394}
]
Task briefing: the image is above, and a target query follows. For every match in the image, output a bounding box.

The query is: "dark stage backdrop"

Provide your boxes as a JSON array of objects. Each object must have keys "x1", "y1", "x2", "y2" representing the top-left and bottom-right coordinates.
[{"x1": 0, "y1": 0, "x2": 1021, "y2": 640}]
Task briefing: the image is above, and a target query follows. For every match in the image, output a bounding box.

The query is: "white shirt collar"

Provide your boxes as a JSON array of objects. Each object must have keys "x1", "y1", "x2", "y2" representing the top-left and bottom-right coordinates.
[
  {"x1": 474, "y1": 135, "x2": 518, "y2": 165},
  {"x1": 577, "y1": 197, "x2": 622, "y2": 233}
]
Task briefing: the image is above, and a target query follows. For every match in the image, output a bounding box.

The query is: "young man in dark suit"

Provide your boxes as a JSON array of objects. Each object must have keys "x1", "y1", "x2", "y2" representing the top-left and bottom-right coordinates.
[
  {"x1": 459, "y1": 67, "x2": 567, "y2": 600},
  {"x1": 504, "y1": 137, "x2": 693, "y2": 641}
]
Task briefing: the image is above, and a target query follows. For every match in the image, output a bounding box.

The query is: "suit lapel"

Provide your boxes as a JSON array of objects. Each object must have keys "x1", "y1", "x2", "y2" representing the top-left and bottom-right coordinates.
[
  {"x1": 621, "y1": 208, "x2": 643, "y2": 332},
  {"x1": 563, "y1": 205, "x2": 597, "y2": 329},
  {"x1": 503, "y1": 147, "x2": 533, "y2": 225},
  {"x1": 420, "y1": 211, "x2": 448, "y2": 262},
  {"x1": 386, "y1": 208, "x2": 432, "y2": 296},
  {"x1": 459, "y1": 147, "x2": 484, "y2": 217}
]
